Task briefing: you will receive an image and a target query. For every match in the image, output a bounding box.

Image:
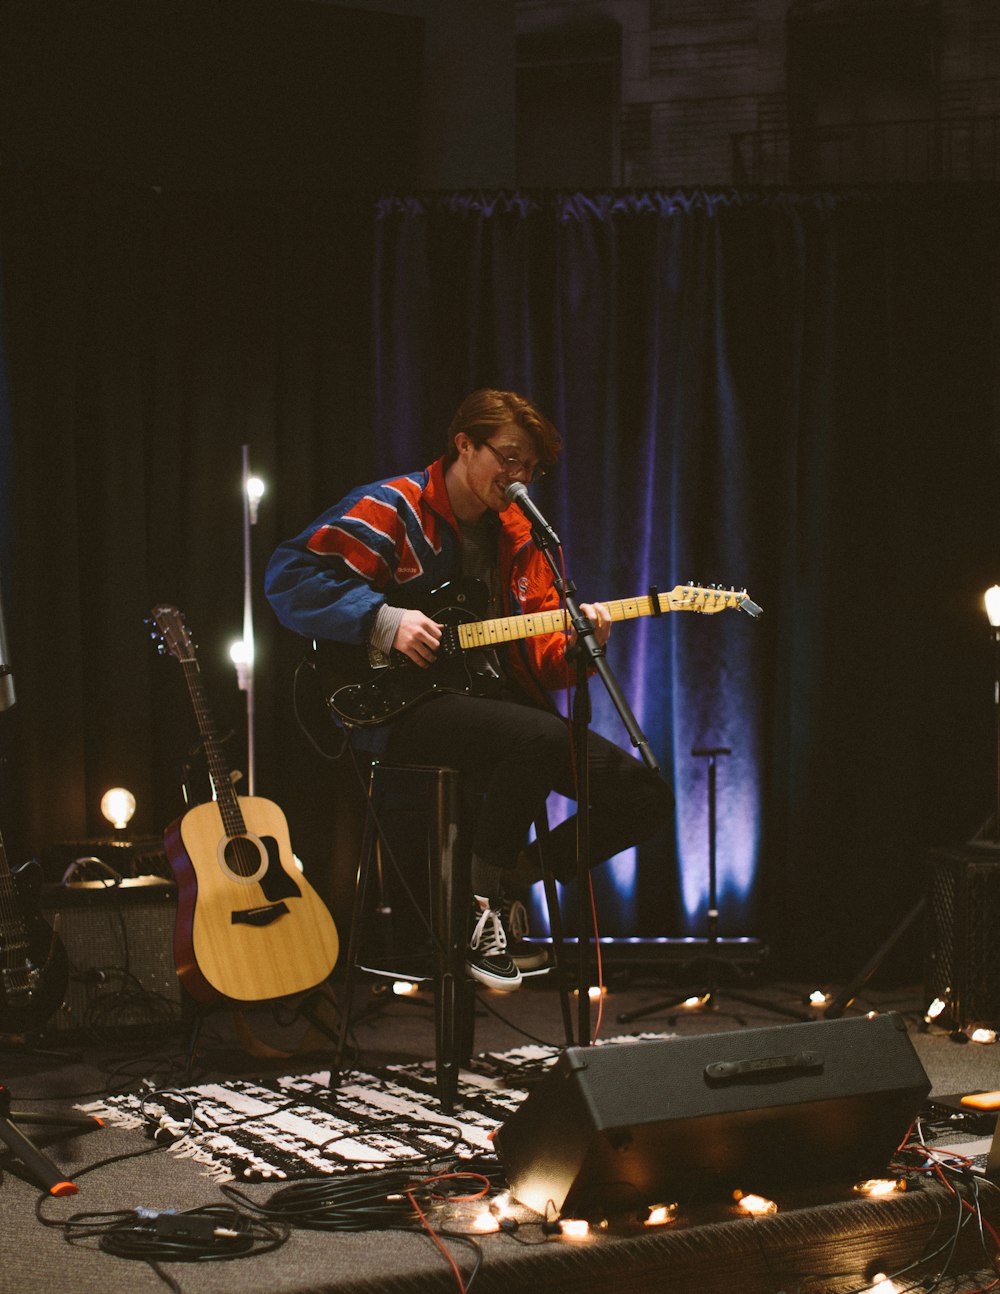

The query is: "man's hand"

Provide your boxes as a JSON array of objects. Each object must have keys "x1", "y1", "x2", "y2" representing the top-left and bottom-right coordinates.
[
  {"x1": 568, "y1": 602, "x2": 612, "y2": 650},
  {"x1": 393, "y1": 609, "x2": 442, "y2": 668}
]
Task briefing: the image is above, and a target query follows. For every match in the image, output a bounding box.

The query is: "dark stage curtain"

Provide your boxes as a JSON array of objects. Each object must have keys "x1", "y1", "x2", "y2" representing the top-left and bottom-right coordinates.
[{"x1": 1, "y1": 177, "x2": 997, "y2": 976}]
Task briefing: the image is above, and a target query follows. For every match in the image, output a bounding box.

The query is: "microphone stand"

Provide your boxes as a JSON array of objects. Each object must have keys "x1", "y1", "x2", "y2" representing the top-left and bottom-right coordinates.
[{"x1": 527, "y1": 523, "x2": 660, "y2": 1046}]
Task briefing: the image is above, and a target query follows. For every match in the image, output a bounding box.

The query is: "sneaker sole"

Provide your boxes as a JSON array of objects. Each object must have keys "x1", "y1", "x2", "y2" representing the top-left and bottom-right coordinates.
[{"x1": 466, "y1": 962, "x2": 522, "y2": 991}]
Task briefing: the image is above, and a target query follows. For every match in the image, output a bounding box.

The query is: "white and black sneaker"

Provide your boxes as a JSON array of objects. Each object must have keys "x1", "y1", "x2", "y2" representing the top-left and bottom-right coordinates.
[
  {"x1": 466, "y1": 897, "x2": 522, "y2": 991},
  {"x1": 501, "y1": 897, "x2": 549, "y2": 972}
]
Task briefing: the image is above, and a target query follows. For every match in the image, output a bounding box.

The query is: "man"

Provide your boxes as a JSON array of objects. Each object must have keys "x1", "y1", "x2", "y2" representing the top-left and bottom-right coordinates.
[{"x1": 265, "y1": 389, "x2": 673, "y2": 991}]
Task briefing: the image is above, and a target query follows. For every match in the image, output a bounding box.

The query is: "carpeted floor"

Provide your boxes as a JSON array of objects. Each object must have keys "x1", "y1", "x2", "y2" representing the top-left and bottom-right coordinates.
[{"x1": 2, "y1": 977, "x2": 999, "y2": 1294}]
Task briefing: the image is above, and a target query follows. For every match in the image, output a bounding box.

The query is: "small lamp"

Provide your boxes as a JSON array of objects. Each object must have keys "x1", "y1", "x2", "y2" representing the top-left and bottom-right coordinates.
[{"x1": 100, "y1": 787, "x2": 136, "y2": 834}]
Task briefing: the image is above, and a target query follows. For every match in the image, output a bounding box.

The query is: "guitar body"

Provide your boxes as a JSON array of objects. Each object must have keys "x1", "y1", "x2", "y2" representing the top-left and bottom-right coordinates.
[
  {"x1": 0, "y1": 858, "x2": 69, "y2": 1035},
  {"x1": 319, "y1": 579, "x2": 501, "y2": 727},
  {"x1": 165, "y1": 795, "x2": 340, "y2": 1004}
]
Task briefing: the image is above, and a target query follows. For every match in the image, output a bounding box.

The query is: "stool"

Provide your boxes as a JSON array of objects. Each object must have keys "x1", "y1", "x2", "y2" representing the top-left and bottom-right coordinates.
[{"x1": 334, "y1": 761, "x2": 573, "y2": 1111}]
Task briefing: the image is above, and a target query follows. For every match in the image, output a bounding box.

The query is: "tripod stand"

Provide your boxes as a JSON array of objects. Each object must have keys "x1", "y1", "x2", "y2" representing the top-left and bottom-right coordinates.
[
  {"x1": 0, "y1": 1083, "x2": 102, "y2": 1195},
  {"x1": 619, "y1": 746, "x2": 809, "y2": 1027}
]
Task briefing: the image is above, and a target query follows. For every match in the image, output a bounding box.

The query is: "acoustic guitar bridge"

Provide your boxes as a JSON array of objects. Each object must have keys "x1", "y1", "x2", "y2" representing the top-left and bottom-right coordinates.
[{"x1": 231, "y1": 902, "x2": 290, "y2": 927}]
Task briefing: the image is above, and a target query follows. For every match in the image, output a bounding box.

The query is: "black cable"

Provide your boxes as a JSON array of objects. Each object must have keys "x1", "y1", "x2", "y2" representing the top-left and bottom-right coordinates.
[
  {"x1": 473, "y1": 991, "x2": 562, "y2": 1047},
  {"x1": 292, "y1": 651, "x2": 349, "y2": 761},
  {"x1": 223, "y1": 1166, "x2": 428, "y2": 1230},
  {"x1": 55, "y1": 1203, "x2": 289, "y2": 1294}
]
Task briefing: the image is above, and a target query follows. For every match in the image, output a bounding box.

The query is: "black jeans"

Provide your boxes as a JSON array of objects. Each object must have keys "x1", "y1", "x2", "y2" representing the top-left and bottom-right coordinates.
[{"x1": 385, "y1": 690, "x2": 673, "y2": 882}]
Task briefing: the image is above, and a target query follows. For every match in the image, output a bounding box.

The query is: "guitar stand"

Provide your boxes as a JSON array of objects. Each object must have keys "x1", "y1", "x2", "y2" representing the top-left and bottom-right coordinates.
[
  {"x1": 619, "y1": 748, "x2": 809, "y2": 1028},
  {"x1": 0, "y1": 1083, "x2": 102, "y2": 1195}
]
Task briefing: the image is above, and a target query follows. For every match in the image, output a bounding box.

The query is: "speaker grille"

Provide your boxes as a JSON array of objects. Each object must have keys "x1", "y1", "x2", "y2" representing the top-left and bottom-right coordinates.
[
  {"x1": 925, "y1": 847, "x2": 1000, "y2": 1030},
  {"x1": 41, "y1": 878, "x2": 182, "y2": 1038}
]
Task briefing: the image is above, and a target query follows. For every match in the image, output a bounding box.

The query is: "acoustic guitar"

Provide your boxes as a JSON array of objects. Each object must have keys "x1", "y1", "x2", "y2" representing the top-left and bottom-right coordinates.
[
  {"x1": 150, "y1": 605, "x2": 339, "y2": 1004},
  {"x1": 317, "y1": 579, "x2": 762, "y2": 728},
  {"x1": 0, "y1": 830, "x2": 68, "y2": 1035}
]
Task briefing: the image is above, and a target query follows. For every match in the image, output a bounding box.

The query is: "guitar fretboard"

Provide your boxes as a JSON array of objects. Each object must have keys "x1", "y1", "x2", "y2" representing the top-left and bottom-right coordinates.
[
  {"x1": 456, "y1": 587, "x2": 747, "y2": 651},
  {"x1": 180, "y1": 659, "x2": 247, "y2": 841}
]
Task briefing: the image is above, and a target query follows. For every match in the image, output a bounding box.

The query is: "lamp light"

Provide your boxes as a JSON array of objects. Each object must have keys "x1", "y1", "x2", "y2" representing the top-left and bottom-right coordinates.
[
  {"x1": 230, "y1": 638, "x2": 252, "y2": 691},
  {"x1": 246, "y1": 475, "x2": 265, "y2": 525},
  {"x1": 986, "y1": 585, "x2": 1000, "y2": 629},
  {"x1": 100, "y1": 787, "x2": 136, "y2": 832}
]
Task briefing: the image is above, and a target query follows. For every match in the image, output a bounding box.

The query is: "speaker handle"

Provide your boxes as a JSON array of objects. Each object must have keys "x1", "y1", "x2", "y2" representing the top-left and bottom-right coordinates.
[{"x1": 706, "y1": 1050, "x2": 823, "y2": 1083}]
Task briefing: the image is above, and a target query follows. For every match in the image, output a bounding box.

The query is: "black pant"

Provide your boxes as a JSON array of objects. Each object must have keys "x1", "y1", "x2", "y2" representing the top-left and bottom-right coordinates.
[{"x1": 385, "y1": 690, "x2": 673, "y2": 882}]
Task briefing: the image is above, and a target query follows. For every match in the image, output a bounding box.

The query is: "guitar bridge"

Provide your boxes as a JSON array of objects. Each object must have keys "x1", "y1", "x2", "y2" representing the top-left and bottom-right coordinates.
[{"x1": 231, "y1": 902, "x2": 290, "y2": 928}]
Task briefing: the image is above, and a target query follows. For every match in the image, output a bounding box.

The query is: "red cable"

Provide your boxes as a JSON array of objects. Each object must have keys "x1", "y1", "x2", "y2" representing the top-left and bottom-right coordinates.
[{"x1": 405, "y1": 1190, "x2": 466, "y2": 1294}]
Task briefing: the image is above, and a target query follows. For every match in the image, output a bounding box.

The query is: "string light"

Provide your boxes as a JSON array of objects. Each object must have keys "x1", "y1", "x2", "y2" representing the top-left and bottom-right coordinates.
[
  {"x1": 733, "y1": 1191, "x2": 777, "y2": 1216},
  {"x1": 558, "y1": 1219, "x2": 590, "y2": 1240},
  {"x1": 854, "y1": 1178, "x2": 908, "y2": 1197},
  {"x1": 969, "y1": 1028, "x2": 997, "y2": 1044},
  {"x1": 644, "y1": 1203, "x2": 678, "y2": 1226}
]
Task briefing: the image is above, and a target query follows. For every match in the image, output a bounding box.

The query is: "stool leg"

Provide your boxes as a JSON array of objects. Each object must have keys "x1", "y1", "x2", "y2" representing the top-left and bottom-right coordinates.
[
  {"x1": 333, "y1": 763, "x2": 380, "y2": 1075},
  {"x1": 430, "y1": 767, "x2": 467, "y2": 1113},
  {"x1": 535, "y1": 814, "x2": 575, "y2": 1047}
]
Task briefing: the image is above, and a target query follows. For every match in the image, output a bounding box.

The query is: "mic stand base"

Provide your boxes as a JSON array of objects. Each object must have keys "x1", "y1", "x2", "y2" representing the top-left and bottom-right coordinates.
[{"x1": 617, "y1": 955, "x2": 810, "y2": 1026}]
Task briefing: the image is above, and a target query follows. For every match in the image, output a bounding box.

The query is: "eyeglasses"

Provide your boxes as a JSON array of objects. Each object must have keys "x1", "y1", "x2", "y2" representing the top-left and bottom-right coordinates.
[{"x1": 481, "y1": 441, "x2": 545, "y2": 483}]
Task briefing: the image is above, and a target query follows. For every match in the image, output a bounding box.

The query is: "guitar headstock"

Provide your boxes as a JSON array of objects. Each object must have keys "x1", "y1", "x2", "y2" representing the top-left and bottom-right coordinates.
[
  {"x1": 148, "y1": 604, "x2": 197, "y2": 663},
  {"x1": 669, "y1": 584, "x2": 763, "y2": 618}
]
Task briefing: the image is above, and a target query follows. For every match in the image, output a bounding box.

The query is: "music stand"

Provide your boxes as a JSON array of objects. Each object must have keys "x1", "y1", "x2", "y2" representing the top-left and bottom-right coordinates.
[{"x1": 619, "y1": 746, "x2": 809, "y2": 1027}]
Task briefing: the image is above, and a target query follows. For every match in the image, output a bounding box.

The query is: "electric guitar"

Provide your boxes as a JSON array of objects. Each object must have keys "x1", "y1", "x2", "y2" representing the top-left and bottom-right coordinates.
[
  {"x1": 0, "y1": 831, "x2": 69, "y2": 1035},
  {"x1": 150, "y1": 605, "x2": 339, "y2": 1004},
  {"x1": 318, "y1": 579, "x2": 762, "y2": 728}
]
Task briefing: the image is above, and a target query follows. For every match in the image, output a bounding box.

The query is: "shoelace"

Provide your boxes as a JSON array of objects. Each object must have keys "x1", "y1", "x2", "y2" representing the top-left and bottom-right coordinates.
[
  {"x1": 469, "y1": 905, "x2": 507, "y2": 956},
  {"x1": 501, "y1": 899, "x2": 529, "y2": 942}
]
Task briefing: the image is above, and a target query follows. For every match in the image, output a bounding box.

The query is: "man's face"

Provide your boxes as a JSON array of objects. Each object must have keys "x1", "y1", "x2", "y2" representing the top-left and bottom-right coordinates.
[{"x1": 454, "y1": 422, "x2": 541, "y2": 515}]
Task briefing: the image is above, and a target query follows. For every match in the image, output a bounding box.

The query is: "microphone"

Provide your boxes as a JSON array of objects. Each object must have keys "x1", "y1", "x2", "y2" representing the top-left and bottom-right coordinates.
[{"x1": 504, "y1": 481, "x2": 561, "y2": 548}]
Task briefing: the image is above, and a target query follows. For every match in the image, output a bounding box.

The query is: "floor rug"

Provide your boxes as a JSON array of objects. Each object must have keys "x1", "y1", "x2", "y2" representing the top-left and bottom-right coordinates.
[{"x1": 81, "y1": 1037, "x2": 668, "y2": 1184}]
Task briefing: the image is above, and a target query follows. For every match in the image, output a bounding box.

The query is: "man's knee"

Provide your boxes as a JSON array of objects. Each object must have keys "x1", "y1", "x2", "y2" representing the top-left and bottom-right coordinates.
[{"x1": 631, "y1": 768, "x2": 675, "y2": 840}]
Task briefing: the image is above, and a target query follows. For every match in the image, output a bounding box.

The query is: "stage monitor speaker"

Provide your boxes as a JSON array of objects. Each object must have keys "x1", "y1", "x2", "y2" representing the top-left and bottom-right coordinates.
[
  {"x1": 494, "y1": 1014, "x2": 929, "y2": 1218},
  {"x1": 41, "y1": 877, "x2": 180, "y2": 1036}
]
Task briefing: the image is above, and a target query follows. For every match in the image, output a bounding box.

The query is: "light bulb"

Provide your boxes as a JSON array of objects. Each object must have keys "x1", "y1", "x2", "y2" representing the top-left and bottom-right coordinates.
[
  {"x1": 101, "y1": 787, "x2": 136, "y2": 831},
  {"x1": 247, "y1": 476, "x2": 265, "y2": 524},
  {"x1": 985, "y1": 585, "x2": 1000, "y2": 628},
  {"x1": 229, "y1": 639, "x2": 252, "y2": 666}
]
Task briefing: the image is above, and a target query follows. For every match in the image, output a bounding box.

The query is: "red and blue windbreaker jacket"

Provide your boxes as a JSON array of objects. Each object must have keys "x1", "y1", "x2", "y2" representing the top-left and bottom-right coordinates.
[{"x1": 264, "y1": 457, "x2": 577, "y2": 745}]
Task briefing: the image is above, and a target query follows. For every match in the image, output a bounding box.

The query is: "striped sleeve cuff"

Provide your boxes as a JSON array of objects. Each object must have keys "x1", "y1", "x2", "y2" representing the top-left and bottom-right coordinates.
[{"x1": 369, "y1": 604, "x2": 406, "y2": 665}]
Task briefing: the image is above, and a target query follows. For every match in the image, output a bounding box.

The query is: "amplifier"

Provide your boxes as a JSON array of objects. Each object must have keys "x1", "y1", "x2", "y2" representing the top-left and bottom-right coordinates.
[
  {"x1": 925, "y1": 846, "x2": 1000, "y2": 1031},
  {"x1": 40, "y1": 876, "x2": 182, "y2": 1036}
]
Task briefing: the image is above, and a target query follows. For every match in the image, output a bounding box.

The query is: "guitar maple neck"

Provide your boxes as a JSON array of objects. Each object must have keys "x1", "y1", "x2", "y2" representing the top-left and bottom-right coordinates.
[
  {"x1": 456, "y1": 586, "x2": 744, "y2": 651},
  {"x1": 180, "y1": 660, "x2": 246, "y2": 836}
]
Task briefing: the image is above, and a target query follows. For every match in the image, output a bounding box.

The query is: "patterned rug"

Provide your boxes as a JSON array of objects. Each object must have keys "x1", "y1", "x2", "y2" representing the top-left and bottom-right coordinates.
[{"x1": 81, "y1": 1039, "x2": 667, "y2": 1184}]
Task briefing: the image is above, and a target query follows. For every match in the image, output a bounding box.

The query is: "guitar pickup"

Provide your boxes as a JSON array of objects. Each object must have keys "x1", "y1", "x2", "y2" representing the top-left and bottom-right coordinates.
[{"x1": 231, "y1": 902, "x2": 290, "y2": 927}]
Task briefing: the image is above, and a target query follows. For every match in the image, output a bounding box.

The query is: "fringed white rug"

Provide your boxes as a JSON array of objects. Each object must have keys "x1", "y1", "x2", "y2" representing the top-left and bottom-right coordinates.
[{"x1": 81, "y1": 1037, "x2": 669, "y2": 1184}]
